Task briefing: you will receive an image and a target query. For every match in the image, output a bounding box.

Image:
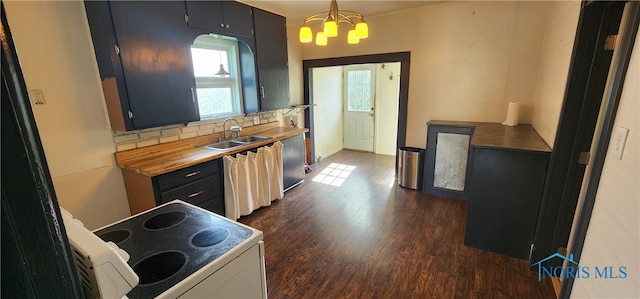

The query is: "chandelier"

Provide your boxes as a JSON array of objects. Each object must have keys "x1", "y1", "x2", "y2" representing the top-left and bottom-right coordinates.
[{"x1": 299, "y1": 0, "x2": 369, "y2": 46}]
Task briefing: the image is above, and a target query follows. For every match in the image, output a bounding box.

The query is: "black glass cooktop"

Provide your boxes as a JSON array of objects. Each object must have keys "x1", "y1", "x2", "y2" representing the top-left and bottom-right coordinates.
[{"x1": 94, "y1": 202, "x2": 253, "y2": 299}]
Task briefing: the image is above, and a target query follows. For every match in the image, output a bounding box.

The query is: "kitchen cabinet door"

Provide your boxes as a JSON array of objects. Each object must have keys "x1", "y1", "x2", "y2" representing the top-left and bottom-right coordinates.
[
  {"x1": 185, "y1": 1, "x2": 254, "y2": 38},
  {"x1": 221, "y1": 1, "x2": 255, "y2": 37},
  {"x1": 253, "y1": 8, "x2": 290, "y2": 111},
  {"x1": 281, "y1": 134, "x2": 305, "y2": 190},
  {"x1": 85, "y1": 1, "x2": 199, "y2": 130},
  {"x1": 464, "y1": 147, "x2": 549, "y2": 260},
  {"x1": 238, "y1": 39, "x2": 259, "y2": 114},
  {"x1": 109, "y1": 1, "x2": 198, "y2": 129}
]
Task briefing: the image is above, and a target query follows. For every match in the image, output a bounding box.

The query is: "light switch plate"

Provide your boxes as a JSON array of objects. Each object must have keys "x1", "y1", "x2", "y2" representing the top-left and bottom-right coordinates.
[
  {"x1": 253, "y1": 116, "x2": 260, "y2": 125},
  {"x1": 611, "y1": 126, "x2": 629, "y2": 160}
]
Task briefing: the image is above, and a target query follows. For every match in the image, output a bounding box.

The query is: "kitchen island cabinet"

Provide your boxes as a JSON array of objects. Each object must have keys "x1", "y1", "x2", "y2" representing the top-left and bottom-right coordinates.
[
  {"x1": 424, "y1": 121, "x2": 551, "y2": 260},
  {"x1": 84, "y1": 1, "x2": 199, "y2": 131},
  {"x1": 423, "y1": 124, "x2": 474, "y2": 200},
  {"x1": 464, "y1": 146, "x2": 549, "y2": 260}
]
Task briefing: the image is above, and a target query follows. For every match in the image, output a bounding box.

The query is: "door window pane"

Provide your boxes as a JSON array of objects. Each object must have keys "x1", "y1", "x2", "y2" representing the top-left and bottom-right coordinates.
[{"x1": 347, "y1": 70, "x2": 372, "y2": 112}]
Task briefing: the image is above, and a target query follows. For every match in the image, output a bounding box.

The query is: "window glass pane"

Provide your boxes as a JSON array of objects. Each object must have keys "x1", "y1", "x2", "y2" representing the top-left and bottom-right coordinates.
[
  {"x1": 363, "y1": 70, "x2": 370, "y2": 83},
  {"x1": 196, "y1": 87, "x2": 234, "y2": 117},
  {"x1": 348, "y1": 71, "x2": 355, "y2": 82},
  {"x1": 191, "y1": 48, "x2": 228, "y2": 78}
]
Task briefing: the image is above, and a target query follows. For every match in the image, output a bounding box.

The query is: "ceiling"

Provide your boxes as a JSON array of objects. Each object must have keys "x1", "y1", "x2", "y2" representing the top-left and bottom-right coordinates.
[{"x1": 240, "y1": 0, "x2": 447, "y2": 25}]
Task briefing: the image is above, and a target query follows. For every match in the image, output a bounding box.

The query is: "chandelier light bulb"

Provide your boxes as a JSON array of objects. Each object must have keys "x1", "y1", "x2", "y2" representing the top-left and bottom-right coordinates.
[
  {"x1": 299, "y1": 25, "x2": 313, "y2": 43},
  {"x1": 316, "y1": 32, "x2": 328, "y2": 46},
  {"x1": 355, "y1": 21, "x2": 369, "y2": 39},
  {"x1": 347, "y1": 29, "x2": 359, "y2": 44},
  {"x1": 323, "y1": 20, "x2": 338, "y2": 37}
]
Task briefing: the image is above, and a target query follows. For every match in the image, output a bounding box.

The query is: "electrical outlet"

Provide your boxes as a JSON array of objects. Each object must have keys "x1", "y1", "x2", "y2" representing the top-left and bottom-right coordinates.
[
  {"x1": 286, "y1": 115, "x2": 298, "y2": 128},
  {"x1": 29, "y1": 89, "x2": 46, "y2": 105},
  {"x1": 253, "y1": 116, "x2": 260, "y2": 125},
  {"x1": 611, "y1": 126, "x2": 629, "y2": 160}
]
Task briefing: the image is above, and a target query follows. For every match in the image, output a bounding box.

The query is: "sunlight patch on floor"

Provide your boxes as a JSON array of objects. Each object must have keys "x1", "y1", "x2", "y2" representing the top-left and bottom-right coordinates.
[{"x1": 312, "y1": 163, "x2": 356, "y2": 187}]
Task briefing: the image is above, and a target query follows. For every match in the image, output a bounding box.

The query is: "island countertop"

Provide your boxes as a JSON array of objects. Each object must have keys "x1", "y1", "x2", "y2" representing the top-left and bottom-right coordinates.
[
  {"x1": 115, "y1": 124, "x2": 308, "y2": 177},
  {"x1": 427, "y1": 120, "x2": 551, "y2": 153}
]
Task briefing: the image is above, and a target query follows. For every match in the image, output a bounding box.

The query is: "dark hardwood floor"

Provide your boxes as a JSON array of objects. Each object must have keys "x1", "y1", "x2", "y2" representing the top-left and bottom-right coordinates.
[{"x1": 239, "y1": 150, "x2": 555, "y2": 299}]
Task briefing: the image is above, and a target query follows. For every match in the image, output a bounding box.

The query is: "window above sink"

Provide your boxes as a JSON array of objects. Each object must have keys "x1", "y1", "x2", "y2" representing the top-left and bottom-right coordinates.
[{"x1": 191, "y1": 35, "x2": 243, "y2": 120}]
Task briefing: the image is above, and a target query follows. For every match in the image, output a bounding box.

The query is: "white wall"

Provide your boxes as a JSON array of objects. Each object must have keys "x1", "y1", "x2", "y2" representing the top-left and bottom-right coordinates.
[
  {"x1": 375, "y1": 62, "x2": 400, "y2": 156},
  {"x1": 302, "y1": 1, "x2": 549, "y2": 148},
  {"x1": 570, "y1": 29, "x2": 640, "y2": 299},
  {"x1": 312, "y1": 66, "x2": 344, "y2": 159},
  {"x1": 531, "y1": 1, "x2": 581, "y2": 148},
  {"x1": 4, "y1": 1, "x2": 131, "y2": 230},
  {"x1": 279, "y1": 23, "x2": 306, "y2": 128}
]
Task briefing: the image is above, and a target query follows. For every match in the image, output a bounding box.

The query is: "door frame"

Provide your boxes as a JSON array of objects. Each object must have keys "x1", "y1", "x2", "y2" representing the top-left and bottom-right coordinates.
[
  {"x1": 559, "y1": 2, "x2": 639, "y2": 297},
  {"x1": 527, "y1": 0, "x2": 639, "y2": 296},
  {"x1": 303, "y1": 52, "x2": 410, "y2": 163}
]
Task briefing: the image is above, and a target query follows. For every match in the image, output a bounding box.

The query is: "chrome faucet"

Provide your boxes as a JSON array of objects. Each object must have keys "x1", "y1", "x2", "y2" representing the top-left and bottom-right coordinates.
[{"x1": 222, "y1": 118, "x2": 242, "y2": 140}]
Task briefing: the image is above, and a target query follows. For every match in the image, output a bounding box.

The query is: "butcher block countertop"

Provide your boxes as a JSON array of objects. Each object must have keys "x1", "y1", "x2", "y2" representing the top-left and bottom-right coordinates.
[
  {"x1": 115, "y1": 123, "x2": 308, "y2": 177},
  {"x1": 427, "y1": 120, "x2": 551, "y2": 153}
]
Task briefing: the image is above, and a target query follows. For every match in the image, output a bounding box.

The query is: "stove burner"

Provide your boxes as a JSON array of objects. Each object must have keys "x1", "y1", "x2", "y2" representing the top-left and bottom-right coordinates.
[
  {"x1": 191, "y1": 228, "x2": 229, "y2": 247},
  {"x1": 143, "y1": 211, "x2": 187, "y2": 230},
  {"x1": 97, "y1": 229, "x2": 131, "y2": 244},
  {"x1": 132, "y1": 251, "x2": 187, "y2": 285}
]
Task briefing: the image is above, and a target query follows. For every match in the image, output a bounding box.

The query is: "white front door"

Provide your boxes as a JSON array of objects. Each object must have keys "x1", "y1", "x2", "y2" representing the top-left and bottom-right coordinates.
[{"x1": 343, "y1": 65, "x2": 375, "y2": 152}]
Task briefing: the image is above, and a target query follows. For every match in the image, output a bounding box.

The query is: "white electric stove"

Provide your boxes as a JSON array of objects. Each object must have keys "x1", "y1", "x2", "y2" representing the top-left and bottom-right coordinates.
[{"x1": 62, "y1": 200, "x2": 267, "y2": 299}]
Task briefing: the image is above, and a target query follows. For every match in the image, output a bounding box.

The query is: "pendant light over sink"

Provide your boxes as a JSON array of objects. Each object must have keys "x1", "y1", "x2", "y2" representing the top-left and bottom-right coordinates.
[
  {"x1": 214, "y1": 45, "x2": 230, "y2": 78},
  {"x1": 299, "y1": 0, "x2": 369, "y2": 46}
]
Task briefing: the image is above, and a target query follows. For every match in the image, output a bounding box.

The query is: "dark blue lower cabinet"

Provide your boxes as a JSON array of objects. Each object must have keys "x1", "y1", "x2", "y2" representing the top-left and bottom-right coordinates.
[
  {"x1": 463, "y1": 147, "x2": 550, "y2": 260},
  {"x1": 153, "y1": 159, "x2": 225, "y2": 216}
]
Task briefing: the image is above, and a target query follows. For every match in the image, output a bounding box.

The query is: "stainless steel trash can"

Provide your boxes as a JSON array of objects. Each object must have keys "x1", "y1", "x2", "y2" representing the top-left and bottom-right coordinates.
[{"x1": 398, "y1": 147, "x2": 425, "y2": 190}]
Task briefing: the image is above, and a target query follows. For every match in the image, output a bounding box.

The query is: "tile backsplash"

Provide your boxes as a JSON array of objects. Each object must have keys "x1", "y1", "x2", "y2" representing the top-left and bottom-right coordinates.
[{"x1": 113, "y1": 111, "x2": 279, "y2": 152}]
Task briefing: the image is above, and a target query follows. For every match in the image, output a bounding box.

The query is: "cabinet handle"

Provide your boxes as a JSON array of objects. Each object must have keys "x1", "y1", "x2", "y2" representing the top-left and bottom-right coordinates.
[
  {"x1": 190, "y1": 87, "x2": 196, "y2": 103},
  {"x1": 188, "y1": 191, "x2": 204, "y2": 198},
  {"x1": 220, "y1": 23, "x2": 225, "y2": 28},
  {"x1": 185, "y1": 171, "x2": 201, "y2": 178},
  {"x1": 226, "y1": 24, "x2": 230, "y2": 28},
  {"x1": 260, "y1": 86, "x2": 265, "y2": 99}
]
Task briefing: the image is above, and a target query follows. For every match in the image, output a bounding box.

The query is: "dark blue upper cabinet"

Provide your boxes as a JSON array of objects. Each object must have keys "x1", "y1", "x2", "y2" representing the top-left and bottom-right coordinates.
[
  {"x1": 253, "y1": 9, "x2": 290, "y2": 111},
  {"x1": 85, "y1": 1, "x2": 199, "y2": 131},
  {"x1": 185, "y1": 1, "x2": 254, "y2": 38}
]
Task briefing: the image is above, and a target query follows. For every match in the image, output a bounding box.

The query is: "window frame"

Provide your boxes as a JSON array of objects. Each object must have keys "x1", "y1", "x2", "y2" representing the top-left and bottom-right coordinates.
[{"x1": 191, "y1": 35, "x2": 244, "y2": 120}]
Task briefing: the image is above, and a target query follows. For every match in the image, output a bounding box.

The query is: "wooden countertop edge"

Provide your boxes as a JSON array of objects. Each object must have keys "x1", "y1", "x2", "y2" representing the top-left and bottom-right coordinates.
[
  {"x1": 117, "y1": 126, "x2": 308, "y2": 177},
  {"x1": 427, "y1": 120, "x2": 552, "y2": 153}
]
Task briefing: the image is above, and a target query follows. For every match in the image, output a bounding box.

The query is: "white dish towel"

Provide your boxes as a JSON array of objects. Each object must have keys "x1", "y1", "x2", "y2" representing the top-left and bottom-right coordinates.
[{"x1": 223, "y1": 141, "x2": 284, "y2": 220}]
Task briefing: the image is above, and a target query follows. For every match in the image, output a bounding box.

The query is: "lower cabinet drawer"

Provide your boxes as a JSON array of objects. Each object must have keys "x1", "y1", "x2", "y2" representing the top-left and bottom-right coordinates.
[
  {"x1": 157, "y1": 160, "x2": 220, "y2": 191},
  {"x1": 160, "y1": 175, "x2": 222, "y2": 206}
]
